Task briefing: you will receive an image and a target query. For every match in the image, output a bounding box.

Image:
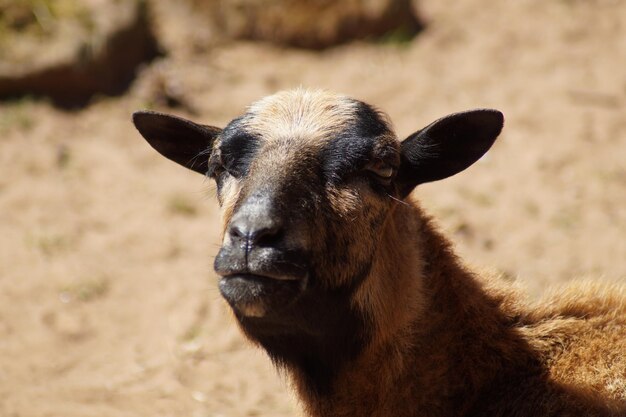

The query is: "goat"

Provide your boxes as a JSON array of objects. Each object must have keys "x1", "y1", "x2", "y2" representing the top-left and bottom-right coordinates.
[{"x1": 132, "y1": 89, "x2": 626, "y2": 417}]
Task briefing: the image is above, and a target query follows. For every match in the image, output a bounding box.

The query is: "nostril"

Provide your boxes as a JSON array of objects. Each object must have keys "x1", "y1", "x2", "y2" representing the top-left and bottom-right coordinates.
[
  {"x1": 229, "y1": 224, "x2": 247, "y2": 240},
  {"x1": 251, "y1": 224, "x2": 282, "y2": 247}
]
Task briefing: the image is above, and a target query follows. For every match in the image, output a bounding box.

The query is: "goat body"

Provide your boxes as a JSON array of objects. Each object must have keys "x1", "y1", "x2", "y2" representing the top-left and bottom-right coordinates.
[{"x1": 133, "y1": 89, "x2": 626, "y2": 417}]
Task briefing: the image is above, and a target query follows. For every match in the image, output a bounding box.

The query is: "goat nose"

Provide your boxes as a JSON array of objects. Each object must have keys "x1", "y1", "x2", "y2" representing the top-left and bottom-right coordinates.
[
  {"x1": 227, "y1": 192, "x2": 284, "y2": 248},
  {"x1": 228, "y1": 216, "x2": 282, "y2": 247},
  {"x1": 229, "y1": 222, "x2": 281, "y2": 246}
]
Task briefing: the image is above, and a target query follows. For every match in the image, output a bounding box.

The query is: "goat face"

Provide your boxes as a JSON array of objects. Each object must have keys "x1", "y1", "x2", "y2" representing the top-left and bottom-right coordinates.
[
  {"x1": 133, "y1": 89, "x2": 503, "y2": 378},
  {"x1": 210, "y1": 91, "x2": 402, "y2": 318}
]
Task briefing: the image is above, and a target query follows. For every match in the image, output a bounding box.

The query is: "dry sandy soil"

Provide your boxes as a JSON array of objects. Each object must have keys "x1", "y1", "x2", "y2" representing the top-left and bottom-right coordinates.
[{"x1": 1, "y1": 0, "x2": 625, "y2": 416}]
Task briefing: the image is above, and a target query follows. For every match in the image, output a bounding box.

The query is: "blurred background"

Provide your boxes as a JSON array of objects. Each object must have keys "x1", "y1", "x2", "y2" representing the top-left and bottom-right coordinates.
[{"x1": 0, "y1": 0, "x2": 624, "y2": 415}]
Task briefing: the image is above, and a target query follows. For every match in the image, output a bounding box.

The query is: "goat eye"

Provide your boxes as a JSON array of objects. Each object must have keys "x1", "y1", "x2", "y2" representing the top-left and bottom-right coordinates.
[
  {"x1": 365, "y1": 161, "x2": 394, "y2": 180},
  {"x1": 207, "y1": 153, "x2": 226, "y2": 179},
  {"x1": 220, "y1": 151, "x2": 245, "y2": 179},
  {"x1": 206, "y1": 163, "x2": 222, "y2": 179}
]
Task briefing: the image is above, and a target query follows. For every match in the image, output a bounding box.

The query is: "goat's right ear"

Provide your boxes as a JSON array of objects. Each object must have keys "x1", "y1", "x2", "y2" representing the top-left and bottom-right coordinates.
[
  {"x1": 395, "y1": 109, "x2": 504, "y2": 197},
  {"x1": 132, "y1": 111, "x2": 222, "y2": 174}
]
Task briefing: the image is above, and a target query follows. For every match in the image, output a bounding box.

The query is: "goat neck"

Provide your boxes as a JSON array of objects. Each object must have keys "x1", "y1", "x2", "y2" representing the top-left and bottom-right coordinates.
[{"x1": 295, "y1": 200, "x2": 538, "y2": 417}]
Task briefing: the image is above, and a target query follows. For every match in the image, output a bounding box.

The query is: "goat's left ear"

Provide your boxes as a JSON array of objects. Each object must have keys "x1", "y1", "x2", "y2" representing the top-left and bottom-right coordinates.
[
  {"x1": 395, "y1": 109, "x2": 504, "y2": 197},
  {"x1": 132, "y1": 110, "x2": 222, "y2": 174}
]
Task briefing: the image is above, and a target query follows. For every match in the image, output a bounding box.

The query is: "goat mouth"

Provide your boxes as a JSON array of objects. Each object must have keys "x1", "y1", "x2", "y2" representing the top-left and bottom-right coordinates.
[{"x1": 218, "y1": 273, "x2": 307, "y2": 318}]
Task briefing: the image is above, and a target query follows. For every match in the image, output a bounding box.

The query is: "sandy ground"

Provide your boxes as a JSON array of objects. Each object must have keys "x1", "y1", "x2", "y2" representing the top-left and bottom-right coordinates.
[{"x1": 1, "y1": 0, "x2": 625, "y2": 416}]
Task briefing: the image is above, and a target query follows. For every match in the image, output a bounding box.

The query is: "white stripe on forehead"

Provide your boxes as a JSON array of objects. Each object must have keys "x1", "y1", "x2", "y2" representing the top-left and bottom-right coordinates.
[{"x1": 242, "y1": 89, "x2": 359, "y2": 145}]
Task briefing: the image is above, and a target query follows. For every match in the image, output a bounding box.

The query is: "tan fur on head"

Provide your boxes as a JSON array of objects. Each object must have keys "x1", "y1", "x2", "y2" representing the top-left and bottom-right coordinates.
[{"x1": 242, "y1": 88, "x2": 360, "y2": 146}]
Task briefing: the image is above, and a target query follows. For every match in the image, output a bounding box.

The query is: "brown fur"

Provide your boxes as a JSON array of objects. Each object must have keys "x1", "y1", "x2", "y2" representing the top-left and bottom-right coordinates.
[
  {"x1": 293, "y1": 200, "x2": 626, "y2": 416},
  {"x1": 212, "y1": 90, "x2": 626, "y2": 416},
  {"x1": 136, "y1": 89, "x2": 626, "y2": 416},
  {"x1": 252, "y1": 92, "x2": 621, "y2": 416}
]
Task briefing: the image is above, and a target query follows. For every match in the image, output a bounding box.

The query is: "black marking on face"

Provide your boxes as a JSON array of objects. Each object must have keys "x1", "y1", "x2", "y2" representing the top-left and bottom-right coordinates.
[
  {"x1": 320, "y1": 101, "x2": 397, "y2": 187},
  {"x1": 353, "y1": 101, "x2": 392, "y2": 139},
  {"x1": 215, "y1": 117, "x2": 262, "y2": 179}
]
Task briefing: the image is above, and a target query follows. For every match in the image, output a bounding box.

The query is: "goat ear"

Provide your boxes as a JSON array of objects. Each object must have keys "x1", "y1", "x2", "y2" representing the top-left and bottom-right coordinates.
[
  {"x1": 132, "y1": 110, "x2": 222, "y2": 174},
  {"x1": 395, "y1": 109, "x2": 504, "y2": 197}
]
